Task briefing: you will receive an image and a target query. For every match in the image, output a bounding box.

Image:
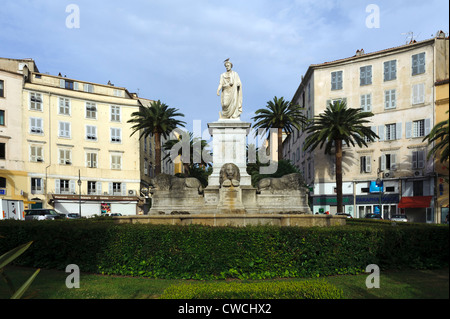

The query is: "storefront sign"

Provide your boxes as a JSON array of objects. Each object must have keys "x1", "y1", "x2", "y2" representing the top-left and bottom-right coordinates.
[
  {"x1": 313, "y1": 196, "x2": 354, "y2": 205},
  {"x1": 356, "y1": 194, "x2": 399, "y2": 204}
]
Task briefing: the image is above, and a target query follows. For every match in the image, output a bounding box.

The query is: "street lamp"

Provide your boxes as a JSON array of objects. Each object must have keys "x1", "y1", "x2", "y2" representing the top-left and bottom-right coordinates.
[
  {"x1": 77, "y1": 170, "x2": 82, "y2": 218},
  {"x1": 376, "y1": 170, "x2": 383, "y2": 218}
]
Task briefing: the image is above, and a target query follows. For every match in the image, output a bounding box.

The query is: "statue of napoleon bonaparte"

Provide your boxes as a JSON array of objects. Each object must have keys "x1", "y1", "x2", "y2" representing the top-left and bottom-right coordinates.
[{"x1": 216, "y1": 59, "x2": 243, "y2": 119}]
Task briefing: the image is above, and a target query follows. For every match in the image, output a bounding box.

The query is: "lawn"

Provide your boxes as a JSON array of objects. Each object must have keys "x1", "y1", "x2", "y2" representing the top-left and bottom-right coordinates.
[{"x1": 1, "y1": 266, "x2": 448, "y2": 299}]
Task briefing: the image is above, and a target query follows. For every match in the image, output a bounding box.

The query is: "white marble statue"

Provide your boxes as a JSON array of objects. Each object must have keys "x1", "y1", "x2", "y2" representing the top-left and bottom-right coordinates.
[{"x1": 216, "y1": 59, "x2": 243, "y2": 119}]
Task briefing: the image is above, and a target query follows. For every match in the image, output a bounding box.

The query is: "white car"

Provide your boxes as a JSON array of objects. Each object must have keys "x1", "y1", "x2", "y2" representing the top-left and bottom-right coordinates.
[{"x1": 390, "y1": 214, "x2": 408, "y2": 222}]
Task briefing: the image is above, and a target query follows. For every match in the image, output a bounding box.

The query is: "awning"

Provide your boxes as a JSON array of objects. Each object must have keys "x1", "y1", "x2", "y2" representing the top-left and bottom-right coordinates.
[{"x1": 398, "y1": 196, "x2": 433, "y2": 208}]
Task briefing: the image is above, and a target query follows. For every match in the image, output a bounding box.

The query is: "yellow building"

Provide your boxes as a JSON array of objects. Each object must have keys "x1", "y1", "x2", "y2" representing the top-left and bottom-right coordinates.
[
  {"x1": 434, "y1": 79, "x2": 449, "y2": 223},
  {"x1": 0, "y1": 66, "x2": 28, "y2": 204}
]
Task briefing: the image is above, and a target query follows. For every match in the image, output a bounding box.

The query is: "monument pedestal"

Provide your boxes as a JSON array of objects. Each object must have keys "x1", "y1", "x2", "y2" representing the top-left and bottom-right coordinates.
[{"x1": 207, "y1": 119, "x2": 252, "y2": 187}]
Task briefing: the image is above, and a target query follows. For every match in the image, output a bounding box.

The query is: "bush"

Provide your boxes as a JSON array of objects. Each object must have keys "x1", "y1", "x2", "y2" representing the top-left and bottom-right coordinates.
[
  {"x1": 161, "y1": 280, "x2": 344, "y2": 299},
  {"x1": 0, "y1": 219, "x2": 448, "y2": 280}
]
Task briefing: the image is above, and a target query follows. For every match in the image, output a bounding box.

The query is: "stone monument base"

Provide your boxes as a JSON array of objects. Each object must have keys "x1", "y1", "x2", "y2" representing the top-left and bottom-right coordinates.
[{"x1": 113, "y1": 214, "x2": 346, "y2": 227}]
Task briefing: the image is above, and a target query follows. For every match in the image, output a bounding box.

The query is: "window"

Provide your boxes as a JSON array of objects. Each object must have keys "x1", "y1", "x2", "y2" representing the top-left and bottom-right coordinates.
[
  {"x1": 59, "y1": 149, "x2": 71, "y2": 165},
  {"x1": 86, "y1": 102, "x2": 97, "y2": 119},
  {"x1": 30, "y1": 117, "x2": 43, "y2": 134},
  {"x1": 58, "y1": 121, "x2": 71, "y2": 138},
  {"x1": 111, "y1": 105, "x2": 121, "y2": 122},
  {"x1": 412, "y1": 83, "x2": 425, "y2": 104},
  {"x1": 331, "y1": 71, "x2": 343, "y2": 90},
  {"x1": 381, "y1": 153, "x2": 397, "y2": 171},
  {"x1": 360, "y1": 94, "x2": 372, "y2": 111},
  {"x1": 59, "y1": 97, "x2": 71, "y2": 115},
  {"x1": 0, "y1": 143, "x2": 5, "y2": 159},
  {"x1": 58, "y1": 179, "x2": 70, "y2": 194},
  {"x1": 0, "y1": 80, "x2": 4, "y2": 97},
  {"x1": 0, "y1": 177, "x2": 5, "y2": 188},
  {"x1": 113, "y1": 89, "x2": 123, "y2": 97},
  {"x1": 110, "y1": 128, "x2": 121, "y2": 143},
  {"x1": 84, "y1": 83, "x2": 94, "y2": 93},
  {"x1": 384, "y1": 89, "x2": 396, "y2": 109},
  {"x1": 385, "y1": 124, "x2": 397, "y2": 140},
  {"x1": 144, "y1": 159, "x2": 148, "y2": 175},
  {"x1": 30, "y1": 145, "x2": 43, "y2": 162},
  {"x1": 412, "y1": 52, "x2": 425, "y2": 75},
  {"x1": 86, "y1": 152, "x2": 97, "y2": 168},
  {"x1": 406, "y1": 119, "x2": 430, "y2": 139},
  {"x1": 360, "y1": 65, "x2": 372, "y2": 86},
  {"x1": 384, "y1": 60, "x2": 397, "y2": 81},
  {"x1": 87, "y1": 181, "x2": 97, "y2": 195},
  {"x1": 65, "y1": 80, "x2": 74, "y2": 90},
  {"x1": 31, "y1": 178, "x2": 43, "y2": 194},
  {"x1": 360, "y1": 155, "x2": 372, "y2": 173},
  {"x1": 30, "y1": 92, "x2": 43, "y2": 111},
  {"x1": 86, "y1": 125, "x2": 97, "y2": 141},
  {"x1": 112, "y1": 182, "x2": 122, "y2": 195},
  {"x1": 111, "y1": 154, "x2": 122, "y2": 170},
  {"x1": 413, "y1": 180, "x2": 423, "y2": 196},
  {"x1": 412, "y1": 150, "x2": 425, "y2": 169},
  {"x1": 0, "y1": 110, "x2": 4, "y2": 126},
  {"x1": 413, "y1": 120, "x2": 425, "y2": 138}
]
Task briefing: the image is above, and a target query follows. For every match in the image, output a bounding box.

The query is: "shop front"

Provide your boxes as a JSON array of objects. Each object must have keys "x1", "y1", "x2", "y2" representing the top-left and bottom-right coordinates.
[
  {"x1": 398, "y1": 196, "x2": 434, "y2": 223},
  {"x1": 49, "y1": 194, "x2": 142, "y2": 217},
  {"x1": 355, "y1": 194, "x2": 400, "y2": 219}
]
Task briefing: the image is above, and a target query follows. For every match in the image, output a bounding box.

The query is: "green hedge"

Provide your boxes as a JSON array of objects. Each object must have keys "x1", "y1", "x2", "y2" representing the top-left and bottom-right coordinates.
[
  {"x1": 161, "y1": 280, "x2": 344, "y2": 299},
  {"x1": 0, "y1": 219, "x2": 448, "y2": 280}
]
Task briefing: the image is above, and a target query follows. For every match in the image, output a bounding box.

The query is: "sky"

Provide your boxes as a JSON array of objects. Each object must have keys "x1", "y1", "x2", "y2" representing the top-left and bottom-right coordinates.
[{"x1": 1, "y1": 0, "x2": 449, "y2": 135}]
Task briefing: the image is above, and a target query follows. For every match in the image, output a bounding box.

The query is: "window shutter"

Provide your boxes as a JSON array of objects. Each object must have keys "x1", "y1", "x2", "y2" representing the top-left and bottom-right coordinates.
[
  {"x1": 396, "y1": 122, "x2": 402, "y2": 140},
  {"x1": 326, "y1": 99, "x2": 331, "y2": 108},
  {"x1": 121, "y1": 183, "x2": 127, "y2": 196},
  {"x1": 69, "y1": 180, "x2": 76, "y2": 194},
  {"x1": 74, "y1": 82, "x2": 79, "y2": 90},
  {"x1": 380, "y1": 155, "x2": 386, "y2": 171},
  {"x1": 55, "y1": 179, "x2": 60, "y2": 194},
  {"x1": 60, "y1": 79, "x2": 65, "y2": 88},
  {"x1": 405, "y1": 122, "x2": 412, "y2": 139},
  {"x1": 391, "y1": 154, "x2": 397, "y2": 170},
  {"x1": 419, "y1": 83, "x2": 425, "y2": 103},
  {"x1": 385, "y1": 91, "x2": 390, "y2": 108},
  {"x1": 412, "y1": 151, "x2": 418, "y2": 169},
  {"x1": 366, "y1": 155, "x2": 372, "y2": 173},
  {"x1": 378, "y1": 125, "x2": 385, "y2": 141},
  {"x1": 418, "y1": 150, "x2": 425, "y2": 169},
  {"x1": 97, "y1": 182, "x2": 102, "y2": 195},
  {"x1": 108, "y1": 182, "x2": 113, "y2": 195},
  {"x1": 424, "y1": 118, "x2": 431, "y2": 136}
]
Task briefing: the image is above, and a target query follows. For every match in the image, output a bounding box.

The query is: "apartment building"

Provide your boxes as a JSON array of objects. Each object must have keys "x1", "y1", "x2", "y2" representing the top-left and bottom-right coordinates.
[
  {"x1": 0, "y1": 57, "x2": 159, "y2": 216},
  {"x1": 285, "y1": 32, "x2": 449, "y2": 223},
  {"x1": 0, "y1": 64, "x2": 29, "y2": 202}
]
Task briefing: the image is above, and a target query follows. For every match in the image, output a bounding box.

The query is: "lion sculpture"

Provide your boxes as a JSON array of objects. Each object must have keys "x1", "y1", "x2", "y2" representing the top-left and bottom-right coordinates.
[
  {"x1": 149, "y1": 174, "x2": 203, "y2": 193},
  {"x1": 257, "y1": 173, "x2": 304, "y2": 192},
  {"x1": 219, "y1": 163, "x2": 240, "y2": 187}
]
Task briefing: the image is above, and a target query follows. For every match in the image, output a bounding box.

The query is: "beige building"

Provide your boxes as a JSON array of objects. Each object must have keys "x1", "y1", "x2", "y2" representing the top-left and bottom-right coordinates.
[
  {"x1": 0, "y1": 63, "x2": 29, "y2": 203},
  {"x1": 0, "y1": 57, "x2": 158, "y2": 216},
  {"x1": 286, "y1": 32, "x2": 449, "y2": 223}
]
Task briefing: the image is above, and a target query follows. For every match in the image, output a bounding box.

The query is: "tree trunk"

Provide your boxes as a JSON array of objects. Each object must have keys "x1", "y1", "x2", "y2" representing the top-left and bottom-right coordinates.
[
  {"x1": 278, "y1": 127, "x2": 283, "y2": 162},
  {"x1": 335, "y1": 139, "x2": 343, "y2": 214},
  {"x1": 154, "y1": 132, "x2": 162, "y2": 175}
]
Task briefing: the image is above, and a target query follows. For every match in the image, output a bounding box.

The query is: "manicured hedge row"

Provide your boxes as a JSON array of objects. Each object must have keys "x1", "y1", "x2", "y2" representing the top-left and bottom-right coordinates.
[
  {"x1": 0, "y1": 219, "x2": 448, "y2": 280},
  {"x1": 161, "y1": 280, "x2": 344, "y2": 299}
]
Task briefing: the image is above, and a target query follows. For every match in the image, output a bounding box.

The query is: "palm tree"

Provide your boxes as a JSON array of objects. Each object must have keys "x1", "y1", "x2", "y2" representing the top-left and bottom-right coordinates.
[
  {"x1": 128, "y1": 100, "x2": 186, "y2": 175},
  {"x1": 252, "y1": 96, "x2": 306, "y2": 161},
  {"x1": 423, "y1": 111, "x2": 449, "y2": 164},
  {"x1": 162, "y1": 130, "x2": 212, "y2": 176},
  {"x1": 304, "y1": 100, "x2": 378, "y2": 214}
]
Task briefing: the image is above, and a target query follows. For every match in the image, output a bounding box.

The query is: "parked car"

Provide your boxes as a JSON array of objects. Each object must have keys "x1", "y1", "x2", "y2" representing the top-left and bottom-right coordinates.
[
  {"x1": 390, "y1": 214, "x2": 408, "y2": 222},
  {"x1": 336, "y1": 213, "x2": 352, "y2": 218},
  {"x1": 25, "y1": 209, "x2": 63, "y2": 221},
  {"x1": 364, "y1": 213, "x2": 382, "y2": 220},
  {"x1": 60, "y1": 213, "x2": 80, "y2": 219},
  {"x1": 102, "y1": 213, "x2": 122, "y2": 217}
]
